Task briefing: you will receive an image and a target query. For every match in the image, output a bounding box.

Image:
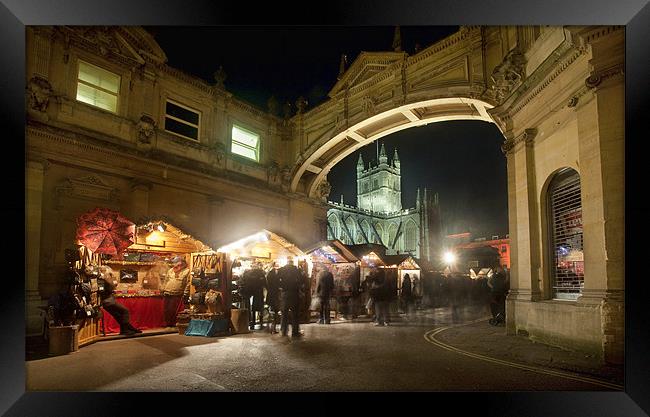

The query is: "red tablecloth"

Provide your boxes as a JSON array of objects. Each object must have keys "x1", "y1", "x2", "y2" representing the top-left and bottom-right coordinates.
[{"x1": 101, "y1": 296, "x2": 185, "y2": 334}]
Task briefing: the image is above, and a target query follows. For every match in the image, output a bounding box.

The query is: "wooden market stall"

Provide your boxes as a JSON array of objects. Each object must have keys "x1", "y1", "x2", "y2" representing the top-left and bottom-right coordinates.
[
  {"x1": 304, "y1": 240, "x2": 361, "y2": 320},
  {"x1": 99, "y1": 220, "x2": 224, "y2": 335},
  {"x1": 383, "y1": 255, "x2": 421, "y2": 291},
  {"x1": 217, "y1": 229, "x2": 308, "y2": 329}
]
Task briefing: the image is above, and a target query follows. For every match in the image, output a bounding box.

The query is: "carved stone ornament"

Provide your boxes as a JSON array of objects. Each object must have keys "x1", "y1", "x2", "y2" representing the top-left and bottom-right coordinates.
[
  {"x1": 280, "y1": 165, "x2": 292, "y2": 191},
  {"x1": 214, "y1": 66, "x2": 227, "y2": 88},
  {"x1": 362, "y1": 95, "x2": 376, "y2": 116},
  {"x1": 585, "y1": 74, "x2": 602, "y2": 89},
  {"x1": 136, "y1": 114, "x2": 156, "y2": 144},
  {"x1": 295, "y1": 96, "x2": 308, "y2": 114},
  {"x1": 81, "y1": 26, "x2": 121, "y2": 56},
  {"x1": 27, "y1": 76, "x2": 53, "y2": 113},
  {"x1": 316, "y1": 179, "x2": 332, "y2": 200},
  {"x1": 56, "y1": 175, "x2": 118, "y2": 202},
  {"x1": 487, "y1": 49, "x2": 527, "y2": 103}
]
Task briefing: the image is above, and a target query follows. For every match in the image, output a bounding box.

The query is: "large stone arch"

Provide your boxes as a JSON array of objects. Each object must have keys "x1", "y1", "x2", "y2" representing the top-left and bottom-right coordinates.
[
  {"x1": 294, "y1": 97, "x2": 499, "y2": 198},
  {"x1": 290, "y1": 26, "x2": 624, "y2": 364}
]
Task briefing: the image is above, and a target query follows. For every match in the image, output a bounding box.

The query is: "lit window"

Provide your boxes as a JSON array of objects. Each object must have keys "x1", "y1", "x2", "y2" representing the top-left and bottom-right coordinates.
[
  {"x1": 231, "y1": 125, "x2": 260, "y2": 161},
  {"x1": 76, "y1": 60, "x2": 120, "y2": 113},
  {"x1": 164, "y1": 100, "x2": 200, "y2": 141}
]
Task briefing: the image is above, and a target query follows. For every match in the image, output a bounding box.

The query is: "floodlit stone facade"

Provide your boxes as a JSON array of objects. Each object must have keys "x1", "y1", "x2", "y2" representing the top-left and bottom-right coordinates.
[
  {"x1": 26, "y1": 26, "x2": 624, "y2": 365},
  {"x1": 326, "y1": 144, "x2": 442, "y2": 260}
]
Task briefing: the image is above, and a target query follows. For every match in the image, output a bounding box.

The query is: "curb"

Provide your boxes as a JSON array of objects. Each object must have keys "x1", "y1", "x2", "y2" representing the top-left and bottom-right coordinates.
[{"x1": 423, "y1": 318, "x2": 623, "y2": 391}]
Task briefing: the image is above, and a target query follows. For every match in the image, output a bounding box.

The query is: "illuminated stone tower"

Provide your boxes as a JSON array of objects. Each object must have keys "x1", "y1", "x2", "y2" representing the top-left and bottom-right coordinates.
[{"x1": 357, "y1": 143, "x2": 402, "y2": 214}]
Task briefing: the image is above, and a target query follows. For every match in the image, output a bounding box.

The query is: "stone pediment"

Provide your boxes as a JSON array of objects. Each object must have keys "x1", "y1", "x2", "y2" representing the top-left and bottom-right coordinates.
[
  {"x1": 61, "y1": 26, "x2": 167, "y2": 66},
  {"x1": 328, "y1": 51, "x2": 406, "y2": 97}
]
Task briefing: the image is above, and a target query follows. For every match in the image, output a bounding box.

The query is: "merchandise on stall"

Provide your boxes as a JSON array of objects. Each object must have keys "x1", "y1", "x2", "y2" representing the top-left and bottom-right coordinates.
[
  {"x1": 185, "y1": 251, "x2": 230, "y2": 336},
  {"x1": 97, "y1": 219, "x2": 217, "y2": 334}
]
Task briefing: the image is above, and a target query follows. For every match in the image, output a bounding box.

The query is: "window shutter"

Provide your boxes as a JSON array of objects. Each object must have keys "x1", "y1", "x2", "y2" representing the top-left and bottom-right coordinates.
[{"x1": 549, "y1": 169, "x2": 584, "y2": 300}]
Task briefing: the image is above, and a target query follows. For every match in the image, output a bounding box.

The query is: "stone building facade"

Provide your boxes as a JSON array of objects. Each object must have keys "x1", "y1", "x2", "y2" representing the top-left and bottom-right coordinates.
[
  {"x1": 25, "y1": 26, "x2": 327, "y2": 335},
  {"x1": 26, "y1": 26, "x2": 625, "y2": 365},
  {"x1": 326, "y1": 144, "x2": 442, "y2": 260}
]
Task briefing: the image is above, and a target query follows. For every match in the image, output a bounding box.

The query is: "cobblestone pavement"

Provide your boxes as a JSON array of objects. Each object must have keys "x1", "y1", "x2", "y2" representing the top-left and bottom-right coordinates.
[{"x1": 26, "y1": 305, "x2": 622, "y2": 392}]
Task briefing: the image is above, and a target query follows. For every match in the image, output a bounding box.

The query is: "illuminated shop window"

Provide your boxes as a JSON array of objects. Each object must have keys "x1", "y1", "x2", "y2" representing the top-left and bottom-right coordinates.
[
  {"x1": 76, "y1": 60, "x2": 120, "y2": 113},
  {"x1": 548, "y1": 168, "x2": 584, "y2": 300},
  {"x1": 165, "y1": 100, "x2": 200, "y2": 141},
  {"x1": 231, "y1": 125, "x2": 260, "y2": 161}
]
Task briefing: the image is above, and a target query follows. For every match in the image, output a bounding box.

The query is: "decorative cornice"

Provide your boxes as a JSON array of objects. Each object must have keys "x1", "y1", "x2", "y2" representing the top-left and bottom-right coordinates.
[{"x1": 581, "y1": 26, "x2": 624, "y2": 44}]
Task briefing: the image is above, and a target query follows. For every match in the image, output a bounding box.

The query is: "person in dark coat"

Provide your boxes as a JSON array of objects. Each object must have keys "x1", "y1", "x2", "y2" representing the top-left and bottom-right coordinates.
[
  {"x1": 315, "y1": 265, "x2": 335, "y2": 324},
  {"x1": 98, "y1": 266, "x2": 141, "y2": 335},
  {"x1": 265, "y1": 262, "x2": 280, "y2": 334},
  {"x1": 400, "y1": 273, "x2": 415, "y2": 321},
  {"x1": 241, "y1": 263, "x2": 266, "y2": 330},
  {"x1": 488, "y1": 265, "x2": 508, "y2": 325},
  {"x1": 277, "y1": 257, "x2": 304, "y2": 337},
  {"x1": 368, "y1": 269, "x2": 390, "y2": 326}
]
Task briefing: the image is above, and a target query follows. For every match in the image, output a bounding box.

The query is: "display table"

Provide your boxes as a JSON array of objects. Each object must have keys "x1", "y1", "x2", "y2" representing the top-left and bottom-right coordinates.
[{"x1": 101, "y1": 296, "x2": 185, "y2": 334}]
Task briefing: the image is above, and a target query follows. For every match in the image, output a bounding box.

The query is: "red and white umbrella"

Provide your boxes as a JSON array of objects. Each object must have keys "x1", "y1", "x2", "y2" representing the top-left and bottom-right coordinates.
[{"x1": 76, "y1": 207, "x2": 135, "y2": 255}]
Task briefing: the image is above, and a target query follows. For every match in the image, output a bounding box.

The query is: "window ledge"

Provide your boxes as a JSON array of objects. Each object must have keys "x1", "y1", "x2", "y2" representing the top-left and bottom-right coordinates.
[{"x1": 74, "y1": 99, "x2": 119, "y2": 117}]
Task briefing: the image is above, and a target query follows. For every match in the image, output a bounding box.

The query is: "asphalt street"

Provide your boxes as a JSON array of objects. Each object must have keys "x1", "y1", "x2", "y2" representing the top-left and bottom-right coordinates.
[{"x1": 26, "y1": 306, "x2": 618, "y2": 392}]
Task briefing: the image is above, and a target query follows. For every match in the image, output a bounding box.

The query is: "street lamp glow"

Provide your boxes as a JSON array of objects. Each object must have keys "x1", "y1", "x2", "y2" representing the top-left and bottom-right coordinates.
[{"x1": 443, "y1": 251, "x2": 456, "y2": 264}]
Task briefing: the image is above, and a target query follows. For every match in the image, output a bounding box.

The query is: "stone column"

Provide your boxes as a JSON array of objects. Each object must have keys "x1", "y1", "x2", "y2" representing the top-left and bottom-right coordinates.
[
  {"x1": 26, "y1": 160, "x2": 47, "y2": 336},
  {"x1": 575, "y1": 64, "x2": 624, "y2": 364},
  {"x1": 503, "y1": 129, "x2": 542, "y2": 334}
]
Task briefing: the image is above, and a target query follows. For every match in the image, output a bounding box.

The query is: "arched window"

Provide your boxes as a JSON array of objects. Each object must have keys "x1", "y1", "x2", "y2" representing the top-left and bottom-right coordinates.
[
  {"x1": 404, "y1": 220, "x2": 418, "y2": 253},
  {"x1": 374, "y1": 223, "x2": 384, "y2": 246},
  {"x1": 328, "y1": 214, "x2": 340, "y2": 240},
  {"x1": 345, "y1": 217, "x2": 357, "y2": 244},
  {"x1": 547, "y1": 168, "x2": 584, "y2": 300},
  {"x1": 360, "y1": 219, "x2": 371, "y2": 243},
  {"x1": 387, "y1": 223, "x2": 398, "y2": 250}
]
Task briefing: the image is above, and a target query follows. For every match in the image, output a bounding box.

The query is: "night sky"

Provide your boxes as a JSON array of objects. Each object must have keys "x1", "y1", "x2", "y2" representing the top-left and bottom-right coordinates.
[{"x1": 150, "y1": 26, "x2": 509, "y2": 238}]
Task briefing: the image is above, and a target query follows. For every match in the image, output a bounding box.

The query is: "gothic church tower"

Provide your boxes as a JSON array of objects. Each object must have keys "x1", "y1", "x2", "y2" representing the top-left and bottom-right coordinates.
[{"x1": 357, "y1": 143, "x2": 402, "y2": 214}]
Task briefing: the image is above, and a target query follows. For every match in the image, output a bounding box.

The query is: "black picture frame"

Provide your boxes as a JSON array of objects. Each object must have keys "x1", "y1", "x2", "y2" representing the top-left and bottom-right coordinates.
[{"x1": 5, "y1": 0, "x2": 649, "y2": 416}]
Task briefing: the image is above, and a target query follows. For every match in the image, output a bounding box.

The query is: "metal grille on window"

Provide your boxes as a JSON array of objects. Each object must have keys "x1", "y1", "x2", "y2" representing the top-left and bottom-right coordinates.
[{"x1": 549, "y1": 169, "x2": 584, "y2": 300}]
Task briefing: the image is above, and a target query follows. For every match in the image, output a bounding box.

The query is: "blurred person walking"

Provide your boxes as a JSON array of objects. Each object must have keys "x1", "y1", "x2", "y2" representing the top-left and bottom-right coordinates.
[
  {"x1": 278, "y1": 257, "x2": 304, "y2": 337},
  {"x1": 315, "y1": 265, "x2": 335, "y2": 324}
]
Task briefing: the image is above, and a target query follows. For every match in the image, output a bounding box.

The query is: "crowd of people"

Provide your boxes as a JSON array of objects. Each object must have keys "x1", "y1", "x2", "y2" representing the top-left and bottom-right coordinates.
[
  {"x1": 237, "y1": 257, "x2": 309, "y2": 337},
  {"x1": 235, "y1": 260, "x2": 510, "y2": 338}
]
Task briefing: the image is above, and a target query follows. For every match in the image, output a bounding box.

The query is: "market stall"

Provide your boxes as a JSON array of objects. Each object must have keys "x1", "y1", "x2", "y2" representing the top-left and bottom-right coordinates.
[
  {"x1": 217, "y1": 230, "x2": 309, "y2": 330},
  {"x1": 304, "y1": 240, "x2": 361, "y2": 320},
  {"x1": 99, "y1": 220, "x2": 216, "y2": 334}
]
